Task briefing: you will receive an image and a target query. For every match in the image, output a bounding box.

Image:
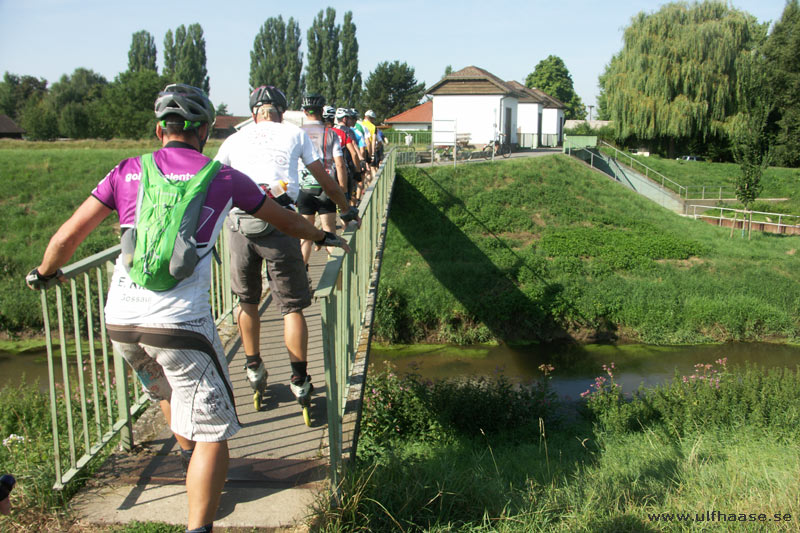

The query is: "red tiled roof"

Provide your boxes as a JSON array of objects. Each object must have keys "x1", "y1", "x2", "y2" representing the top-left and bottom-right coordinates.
[
  {"x1": 385, "y1": 100, "x2": 432, "y2": 124},
  {"x1": 214, "y1": 115, "x2": 249, "y2": 130}
]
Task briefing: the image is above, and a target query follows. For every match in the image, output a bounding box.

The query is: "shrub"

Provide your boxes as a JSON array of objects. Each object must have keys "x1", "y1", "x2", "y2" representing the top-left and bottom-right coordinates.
[
  {"x1": 582, "y1": 360, "x2": 800, "y2": 440},
  {"x1": 359, "y1": 363, "x2": 559, "y2": 462}
]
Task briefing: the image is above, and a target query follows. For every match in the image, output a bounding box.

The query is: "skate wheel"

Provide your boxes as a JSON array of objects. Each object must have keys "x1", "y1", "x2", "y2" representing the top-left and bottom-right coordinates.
[
  {"x1": 253, "y1": 390, "x2": 262, "y2": 411},
  {"x1": 302, "y1": 406, "x2": 311, "y2": 427}
]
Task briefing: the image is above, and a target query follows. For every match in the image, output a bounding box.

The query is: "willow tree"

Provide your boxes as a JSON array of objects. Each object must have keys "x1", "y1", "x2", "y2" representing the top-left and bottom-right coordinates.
[{"x1": 601, "y1": 2, "x2": 762, "y2": 156}]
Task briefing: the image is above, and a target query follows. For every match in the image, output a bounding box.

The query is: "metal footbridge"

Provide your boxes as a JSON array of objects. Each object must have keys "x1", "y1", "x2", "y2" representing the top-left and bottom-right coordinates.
[{"x1": 33, "y1": 150, "x2": 399, "y2": 530}]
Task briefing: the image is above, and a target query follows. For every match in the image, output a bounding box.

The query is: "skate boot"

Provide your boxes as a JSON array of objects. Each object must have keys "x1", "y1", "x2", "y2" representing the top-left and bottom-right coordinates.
[
  {"x1": 246, "y1": 361, "x2": 268, "y2": 410},
  {"x1": 290, "y1": 375, "x2": 314, "y2": 427}
]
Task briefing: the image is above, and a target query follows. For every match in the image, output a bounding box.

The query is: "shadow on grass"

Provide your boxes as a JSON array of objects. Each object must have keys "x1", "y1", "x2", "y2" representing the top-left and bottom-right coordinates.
[{"x1": 386, "y1": 167, "x2": 584, "y2": 344}]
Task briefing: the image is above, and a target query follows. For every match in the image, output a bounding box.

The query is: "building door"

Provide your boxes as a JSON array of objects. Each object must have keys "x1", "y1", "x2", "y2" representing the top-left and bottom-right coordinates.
[
  {"x1": 504, "y1": 107, "x2": 512, "y2": 144},
  {"x1": 537, "y1": 111, "x2": 543, "y2": 148}
]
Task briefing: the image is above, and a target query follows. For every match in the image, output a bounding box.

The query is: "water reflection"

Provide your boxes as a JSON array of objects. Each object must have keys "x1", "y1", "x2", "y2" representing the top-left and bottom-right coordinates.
[
  {"x1": 0, "y1": 348, "x2": 71, "y2": 392},
  {"x1": 369, "y1": 342, "x2": 800, "y2": 399}
]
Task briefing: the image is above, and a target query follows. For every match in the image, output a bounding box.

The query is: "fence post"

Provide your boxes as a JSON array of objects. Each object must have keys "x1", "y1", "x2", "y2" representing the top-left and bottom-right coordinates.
[{"x1": 112, "y1": 344, "x2": 133, "y2": 451}]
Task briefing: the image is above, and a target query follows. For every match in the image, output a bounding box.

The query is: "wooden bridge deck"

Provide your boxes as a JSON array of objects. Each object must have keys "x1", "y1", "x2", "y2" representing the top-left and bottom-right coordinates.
[{"x1": 72, "y1": 246, "x2": 351, "y2": 531}]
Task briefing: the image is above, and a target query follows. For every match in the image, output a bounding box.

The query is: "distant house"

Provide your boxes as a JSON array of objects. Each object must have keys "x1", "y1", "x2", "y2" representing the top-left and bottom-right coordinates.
[
  {"x1": 0, "y1": 114, "x2": 25, "y2": 139},
  {"x1": 212, "y1": 115, "x2": 249, "y2": 139},
  {"x1": 384, "y1": 101, "x2": 432, "y2": 131},
  {"x1": 506, "y1": 81, "x2": 566, "y2": 148},
  {"x1": 426, "y1": 66, "x2": 565, "y2": 148}
]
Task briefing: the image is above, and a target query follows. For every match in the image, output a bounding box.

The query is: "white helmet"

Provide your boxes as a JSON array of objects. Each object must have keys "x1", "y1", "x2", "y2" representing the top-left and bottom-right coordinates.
[{"x1": 365, "y1": 110, "x2": 377, "y2": 119}]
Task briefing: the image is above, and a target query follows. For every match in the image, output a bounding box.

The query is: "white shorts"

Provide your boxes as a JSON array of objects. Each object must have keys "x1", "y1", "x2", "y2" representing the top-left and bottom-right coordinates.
[{"x1": 108, "y1": 316, "x2": 241, "y2": 442}]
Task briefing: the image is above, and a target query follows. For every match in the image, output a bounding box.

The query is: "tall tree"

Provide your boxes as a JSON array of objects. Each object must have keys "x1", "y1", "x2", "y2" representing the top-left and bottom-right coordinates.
[
  {"x1": 162, "y1": 24, "x2": 209, "y2": 93},
  {"x1": 362, "y1": 61, "x2": 425, "y2": 121},
  {"x1": 284, "y1": 18, "x2": 304, "y2": 109},
  {"x1": 336, "y1": 11, "x2": 361, "y2": 106},
  {"x1": 306, "y1": 7, "x2": 339, "y2": 101},
  {"x1": 443, "y1": 65, "x2": 453, "y2": 77},
  {"x1": 215, "y1": 102, "x2": 230, "y2": 116},
  {"x1": 763, "y1": 0, "x2": 800, "y2": 167},
  {"x1": 600, "y1": 2, "x2": 762, "y2": 156},
  {"x1": 47, "y1": 68, "x2": 108, "y2": 138},
  {"x1": 49, "y1": 68, "x2": 107, "y2": 108},
  {"x1": 0, "y1": 72, "x2": 48, "y2": 121},
  {"x1": 250, "y1": 16, "x2": 304, "y2": 109},
  {"x1": 525, "y1": 55, "x2": 585, "y2": 120},
  {"x1": 163, "y1": 29, "x2": 177, "y2": 78},
  {"x1": 98, "y1": 70, "x2": 165, "y2": 139},
  {"x1": 19, "y1": 95, "x2": 58, "y2": 140},
  {"x1": 729, "y1": 50, "x2": 775, "y2": 209},
  {"x1": 128, "y1": 30, "x2": 157, "y2": 73}
]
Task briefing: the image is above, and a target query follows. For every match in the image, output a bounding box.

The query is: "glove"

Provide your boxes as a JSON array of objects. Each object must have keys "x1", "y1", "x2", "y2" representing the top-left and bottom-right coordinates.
[
  {"x1": 26, "y1": 268, "x2": 63, "y2": 290},
  {"x1": 360, "y1": 160, "x2": 367, "y2": 172},
  {"x1": 339, "y1": 206, "x2": 359, "y2": 224},
  {"x1": 315, "y1": 231, "x2": 344, "y2": 248}
]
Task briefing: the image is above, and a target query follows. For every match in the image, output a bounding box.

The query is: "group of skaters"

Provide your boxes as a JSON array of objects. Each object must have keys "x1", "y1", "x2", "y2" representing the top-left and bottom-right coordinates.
[{"x1": 24, "y1": 82, "x2": 384, "y2": 532}]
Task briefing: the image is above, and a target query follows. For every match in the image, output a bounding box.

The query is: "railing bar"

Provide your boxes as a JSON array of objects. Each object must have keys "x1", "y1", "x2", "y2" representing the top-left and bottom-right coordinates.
[
  {"x1": 70, "y1": 278, "x2": 91, "y2": 455},
  {"x1": 42, "y1": 290, "x2": 63, "y2": 489},
  {"x1": 85, "y1": 272, "x2": 103, "y2": 441},
  {"x1": 97, "y1": 267, "x2": 114, "y2": 428},
  {"x1": 56, "y1": 286, "x2": 77, "y2": 468},
  {"x1": 321, "y1": 296, "x2": 341, "y2": 497}
]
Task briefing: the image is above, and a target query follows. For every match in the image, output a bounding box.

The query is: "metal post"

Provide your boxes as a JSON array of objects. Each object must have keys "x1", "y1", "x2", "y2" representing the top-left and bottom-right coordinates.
[{"x1": 112, "y1": 344, "x2": 133, "y2": 451}]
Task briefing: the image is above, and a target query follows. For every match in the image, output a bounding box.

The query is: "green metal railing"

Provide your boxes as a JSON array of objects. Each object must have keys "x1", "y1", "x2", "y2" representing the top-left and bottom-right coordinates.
[
  {"x1": 36, "y1": 232, "x2": 235, "y2": 489},
  {"x1": 315, "y1": 148, "x2": 397, "y2": 492}
]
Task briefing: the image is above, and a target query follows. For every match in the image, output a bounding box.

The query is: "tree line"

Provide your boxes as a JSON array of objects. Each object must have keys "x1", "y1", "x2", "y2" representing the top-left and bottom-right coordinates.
[{"x1": 0, "y1": 8, "x2": 427, "y2": 140}]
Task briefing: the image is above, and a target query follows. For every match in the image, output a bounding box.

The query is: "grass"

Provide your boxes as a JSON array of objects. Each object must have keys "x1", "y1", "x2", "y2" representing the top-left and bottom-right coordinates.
[
  {"x1": 375, "y1": 155, "x2": 800, "y2": 345},
  {"x1": 316, "y1": 363, "x2": 800, "y2": 532}
]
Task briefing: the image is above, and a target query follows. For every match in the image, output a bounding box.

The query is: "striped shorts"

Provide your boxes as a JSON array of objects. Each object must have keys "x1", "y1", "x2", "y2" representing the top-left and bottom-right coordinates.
[{"x1": 107, "y1": 316, "x2": 241, "y2": 442}]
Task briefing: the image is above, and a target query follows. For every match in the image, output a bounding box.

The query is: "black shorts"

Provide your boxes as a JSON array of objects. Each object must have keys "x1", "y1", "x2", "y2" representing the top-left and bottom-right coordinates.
[{"x1": 296, "y1": 188, "x2": 337, "y2": 215}]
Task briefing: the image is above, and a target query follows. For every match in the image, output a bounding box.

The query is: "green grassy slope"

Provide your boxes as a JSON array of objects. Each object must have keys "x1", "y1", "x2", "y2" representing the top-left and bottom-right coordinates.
[{"x1": 376, "y1": 155, "x2": 800, "y2": 345}]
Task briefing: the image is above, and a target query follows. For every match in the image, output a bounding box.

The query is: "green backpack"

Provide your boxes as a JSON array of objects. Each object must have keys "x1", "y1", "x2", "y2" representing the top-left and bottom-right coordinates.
[{"x1": 121, "y1": 153, "x2": 220, "y2": 291}]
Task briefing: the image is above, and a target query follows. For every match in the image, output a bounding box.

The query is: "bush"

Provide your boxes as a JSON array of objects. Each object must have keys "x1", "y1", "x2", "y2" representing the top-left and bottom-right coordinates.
[
  {"x1": 582, "y1": 359, "x2": 800, "y2": 439},
  {"x1": 359, "y1": 363, "x2": 558, "y2": 462}
]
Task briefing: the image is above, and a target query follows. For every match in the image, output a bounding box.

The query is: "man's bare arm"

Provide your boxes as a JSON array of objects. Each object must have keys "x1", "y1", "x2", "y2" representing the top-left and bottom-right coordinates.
[{"x1": 36, "y1": 196, "x2": 112, "y2": 276}]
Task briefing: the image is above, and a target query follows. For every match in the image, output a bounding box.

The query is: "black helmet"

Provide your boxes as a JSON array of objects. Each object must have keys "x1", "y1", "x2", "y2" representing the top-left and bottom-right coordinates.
[
  {"x1": 302, "y1": 93, "x2": 326, "y2": 110},
  {"x1": 154, "y1": 84, "x2": 215, "y2": 127},
  {"x1": 250, "y1": 85, "x2": 287, "y2": 114}
]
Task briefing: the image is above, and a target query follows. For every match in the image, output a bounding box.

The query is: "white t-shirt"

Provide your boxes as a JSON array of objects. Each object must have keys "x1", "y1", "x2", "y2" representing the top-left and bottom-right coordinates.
[
  {"x1": 301, "y1": 120, "x2": 343, "y2": 180},
  {"x1": 215, "y1": 120, "x2": 320, "y2": 202}
]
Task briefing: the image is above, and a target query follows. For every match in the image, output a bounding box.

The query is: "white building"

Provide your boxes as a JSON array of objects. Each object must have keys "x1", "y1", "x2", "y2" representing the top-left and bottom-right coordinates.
[{"x1": 426, "y1": 66, "x2": 565, "y2": 148}]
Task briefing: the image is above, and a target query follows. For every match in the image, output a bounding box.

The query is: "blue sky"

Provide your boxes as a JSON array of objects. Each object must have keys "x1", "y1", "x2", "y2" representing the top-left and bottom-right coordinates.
[{"x1": 0, "y1": 0, "x2": 787, "y2": 117}]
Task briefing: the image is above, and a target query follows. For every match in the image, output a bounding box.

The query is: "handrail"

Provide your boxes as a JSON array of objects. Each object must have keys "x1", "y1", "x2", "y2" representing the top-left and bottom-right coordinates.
[
  {"x1": 37, "y1": 232, "x2": 235, "y2": 489},
  {"x1": 315, "y1": 148, "x2": 397, "y2": 494},
  {"x1": 598, "y1": 141, "x2": 687, "y2": 197},
  {"x1": 688, "y1": 204, "x2": 800, "y2": 234}
]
